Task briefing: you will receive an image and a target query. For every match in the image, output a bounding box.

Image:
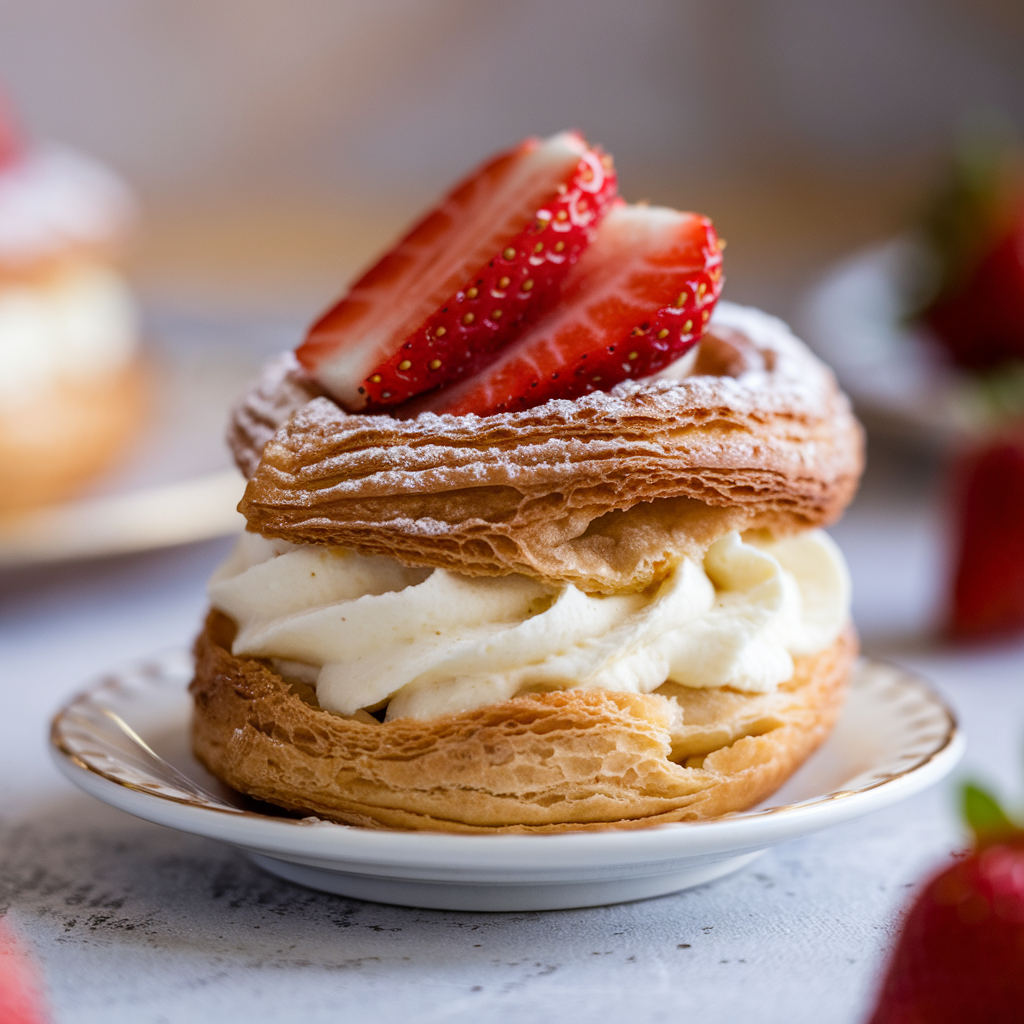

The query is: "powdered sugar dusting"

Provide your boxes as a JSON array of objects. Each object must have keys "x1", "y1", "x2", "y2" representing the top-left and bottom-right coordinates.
[
  {"x1": 229, "y1": 352, "x2": 325, "y2": 477},
  {"x1": 232, "y1": 302, "x2": 854, "y2": 495}
]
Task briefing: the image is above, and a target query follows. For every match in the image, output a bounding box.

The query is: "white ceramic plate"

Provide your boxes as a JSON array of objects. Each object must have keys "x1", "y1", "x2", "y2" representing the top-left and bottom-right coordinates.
[
  {"x1": 0, "y1": 469, "x2": 245, "y2": 567},
  {"x1": 51, "y1": 651, "x2": 962, "y2": 913},
  {"x1": 798, "y1": 239, "x2": 986, "y2": 447}
]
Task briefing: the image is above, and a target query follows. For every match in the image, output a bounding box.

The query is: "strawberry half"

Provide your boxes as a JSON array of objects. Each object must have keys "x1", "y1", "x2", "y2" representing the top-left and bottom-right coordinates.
[
  {"x1": 297, "y1": 131, "x2": 617, "y2": 411},
  {"x1": 867, "y1": 784, "x2": 1024, "y2": 1024},
  {"x1": 408, "y1": 202, "x2": 723, "y2": 417},
  {"x1": 948, "y1": 426, "x2": 1024, "y2": 640}
]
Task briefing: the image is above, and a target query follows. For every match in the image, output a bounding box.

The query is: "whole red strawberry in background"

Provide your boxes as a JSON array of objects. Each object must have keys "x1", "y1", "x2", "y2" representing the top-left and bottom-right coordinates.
[
  {"x1": 0, "y1": 920, "x2": 51, "y2": 1024},
  {"x1": 298, "y1": 130, "x2": 617, "y2": 411},
  {"x1": 916, "y1": 124, "x2": 1024, "y2": 371},
  {"x1": 867, "y1": 784, "x2": 1024, "y2": 1024},
  {"x1": 947, "y1": 426, "x2": 1024, "y2": 640},
  {"x1": 926, "y1": 220, "x2": 1024, "y2": 371}
]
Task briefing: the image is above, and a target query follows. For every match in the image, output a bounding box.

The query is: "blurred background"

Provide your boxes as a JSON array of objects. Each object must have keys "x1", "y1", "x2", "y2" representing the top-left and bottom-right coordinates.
[
  {"x1": 3, "y1": 0, "x2": 1022, "y2": 320},
  {"x1": 3, "y1": 5, "x2": 1024, "y2": 1022}
]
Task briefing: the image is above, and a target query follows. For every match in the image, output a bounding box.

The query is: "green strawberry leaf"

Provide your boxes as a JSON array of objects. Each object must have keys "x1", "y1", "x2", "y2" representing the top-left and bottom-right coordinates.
[{"x1": 962, "y1": 781, "x2": 1017, "y2": 843}]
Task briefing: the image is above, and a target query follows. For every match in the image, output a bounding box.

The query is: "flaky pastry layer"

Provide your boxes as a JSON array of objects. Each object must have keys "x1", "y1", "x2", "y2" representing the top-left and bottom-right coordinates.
[
  {"x1": 190, "y1": 609, "x2": 856, "y2": 834},
  {"x1": 234, "y1": 304, "x2": 863, "y2": 592}
]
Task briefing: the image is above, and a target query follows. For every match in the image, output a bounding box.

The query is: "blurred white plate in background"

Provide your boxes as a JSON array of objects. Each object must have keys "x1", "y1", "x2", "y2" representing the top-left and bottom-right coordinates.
[
  {"x1": 0, "y1": 311, "x2": 299, "y2": 568},
  {"x1": 798, "y1": 239, "x2": 988, "y2": 447}
]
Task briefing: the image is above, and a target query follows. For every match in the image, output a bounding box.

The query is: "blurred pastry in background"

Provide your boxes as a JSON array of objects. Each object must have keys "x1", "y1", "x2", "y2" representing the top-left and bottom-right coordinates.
[{"x1": 0, "y1": 88, "x2": 144, "y2": 516}]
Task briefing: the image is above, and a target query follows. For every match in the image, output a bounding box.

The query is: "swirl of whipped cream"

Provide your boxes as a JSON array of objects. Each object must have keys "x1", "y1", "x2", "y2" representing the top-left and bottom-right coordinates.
[{"x1": 209, "y1": 528, "x2": 850, "y2": 722}]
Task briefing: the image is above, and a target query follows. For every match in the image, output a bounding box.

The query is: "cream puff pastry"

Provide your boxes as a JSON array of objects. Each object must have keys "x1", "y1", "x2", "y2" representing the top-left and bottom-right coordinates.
[
  {"x1": 190, "y1": 133, "x2": 863, "y2": 833},
  {"x1": 0, "y1": 98, "x2": 142, "y2": 515}
]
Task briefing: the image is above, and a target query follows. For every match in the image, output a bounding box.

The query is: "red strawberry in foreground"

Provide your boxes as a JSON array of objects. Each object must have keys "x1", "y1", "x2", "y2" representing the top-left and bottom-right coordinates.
[
  {"x1": 297, "y1": 131, "x2": 617, "y2": 411},
  {"x1": 867, "y1": 785, "x2": 1024, "y2": 1024},
  {"x1": 948, "y1": 426, "x2": 1024, "y2": 640},
  {"x1": 0, "y1": 920, "x2": 51, "y2": 1024},
  {"x1": 408, "y1": 202, "x2": 723, "y2": 417}
]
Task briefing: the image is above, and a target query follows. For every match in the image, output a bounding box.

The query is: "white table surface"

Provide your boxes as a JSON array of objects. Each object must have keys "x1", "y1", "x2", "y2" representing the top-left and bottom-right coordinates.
[{"x1": 2, "y1": 440, "x2": 1022, "y2": 1024}]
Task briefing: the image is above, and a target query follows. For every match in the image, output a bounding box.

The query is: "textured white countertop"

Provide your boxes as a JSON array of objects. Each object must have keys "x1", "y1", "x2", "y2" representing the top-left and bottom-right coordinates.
[{"x1": 2, "y1": 443, "x2": 1022, "y2": 1024}]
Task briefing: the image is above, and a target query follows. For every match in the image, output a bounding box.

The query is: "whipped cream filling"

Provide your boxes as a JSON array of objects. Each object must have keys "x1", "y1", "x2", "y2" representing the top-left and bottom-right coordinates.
[
  {"x1": 0, "y1": 263, "x2": 139, "y2": 407},
  {"x1": 209, "y1": 528, "x2": 850, "y2": 722}
]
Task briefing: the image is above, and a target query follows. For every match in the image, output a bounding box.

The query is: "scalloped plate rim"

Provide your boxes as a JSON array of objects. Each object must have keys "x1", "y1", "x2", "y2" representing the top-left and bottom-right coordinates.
[{"x1": 49, "y1": 651, "x2": 963, "y2": 876}]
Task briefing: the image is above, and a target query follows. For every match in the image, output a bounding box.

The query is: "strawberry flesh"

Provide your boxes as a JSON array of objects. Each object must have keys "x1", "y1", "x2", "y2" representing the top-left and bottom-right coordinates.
[
  {"x1": 408, "y1": 202, "x2": 723, "y2": 417},
  {"x1": 949, "y1": 428, "x2": 1024, "y2": 640},
  {"x1": 297, "y1": 131, "x2": 617, "y2": 411}
]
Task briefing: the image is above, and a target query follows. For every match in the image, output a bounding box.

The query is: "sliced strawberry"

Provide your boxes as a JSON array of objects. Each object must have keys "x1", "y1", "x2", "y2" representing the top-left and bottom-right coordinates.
[
  {"x1": 408, "y1": 202, "x2": 723, "y2": 417},
  {"x1": 297, "y1": 131, "x2": 617, "y2": 411},
  {"x1": 949, "y1": 426, "x2": 1024, "y2": 640}
]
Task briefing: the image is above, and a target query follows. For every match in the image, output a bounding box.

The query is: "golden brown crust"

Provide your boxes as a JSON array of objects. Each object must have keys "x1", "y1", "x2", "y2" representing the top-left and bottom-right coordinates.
[
  {"x1": 0, "y1": 360, "x2": 146, "y2": 515},
  {"x1": 238, "y1": 309, "x2": 864, "y2": 593},
  {"x1": 190, "y1": 609, "x2": 857, "y2": 834},
  {"x1": 0, "y1": 245, "x2": 125, "y2": 287}
]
